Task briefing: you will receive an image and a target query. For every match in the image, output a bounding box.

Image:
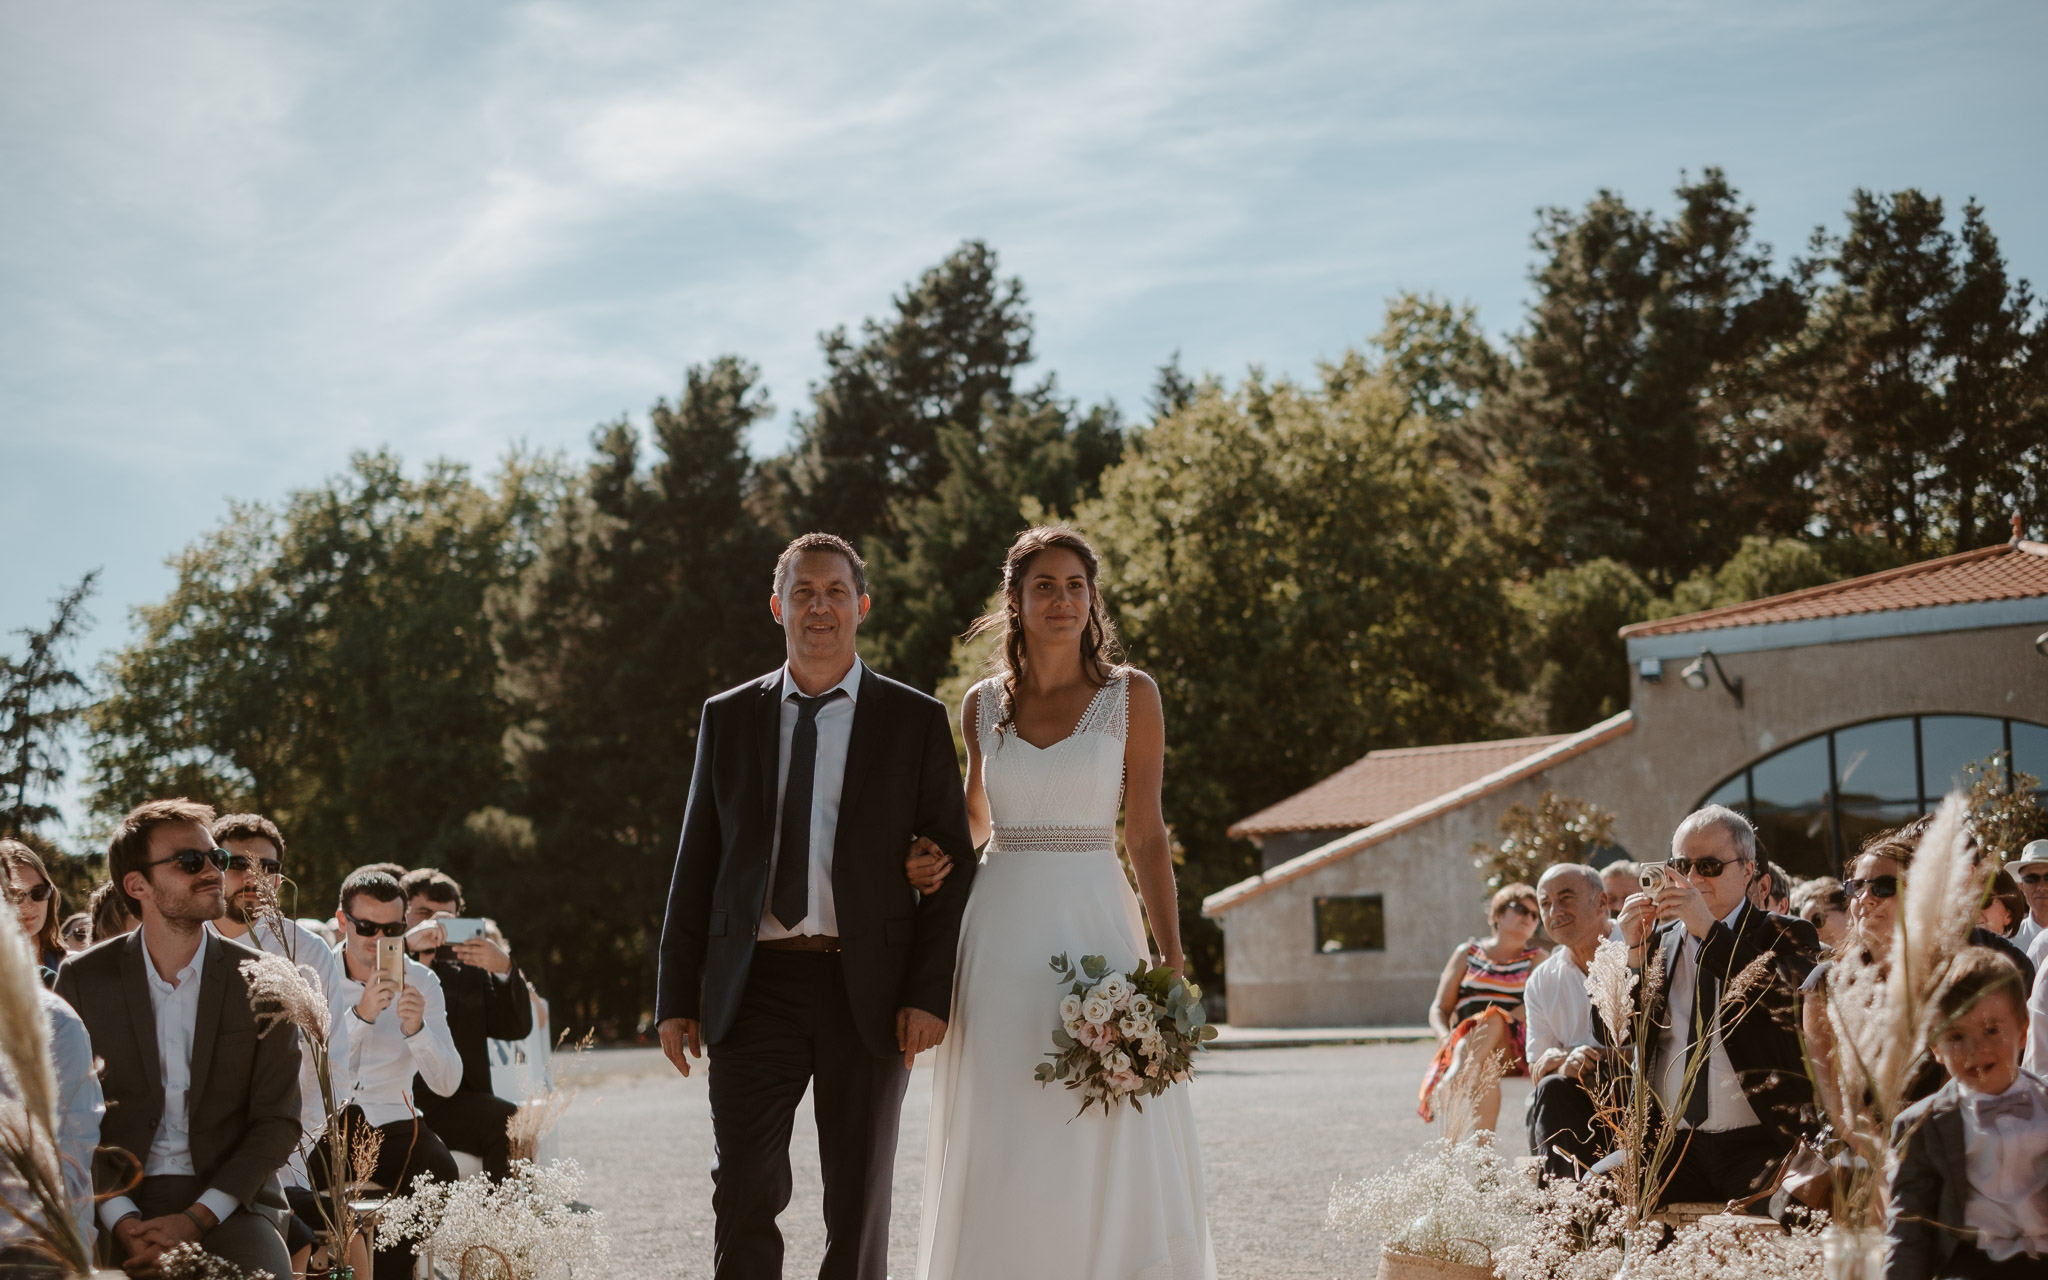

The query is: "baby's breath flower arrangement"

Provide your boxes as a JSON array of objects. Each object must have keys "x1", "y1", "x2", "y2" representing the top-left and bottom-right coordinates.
[
  {"x1": 1326, "y1": 1136, "x2": 1534, "y2": 1272},
  {"x1": 157, "y1": 1241, "x2": 277, "y2": 1280},
  {"x1": 1491, "y1": 1174, "x2": 1627, "y2": 1280},
  {"x1": 374, "y1": 1158, "x2": 608, "y2": 1279}
]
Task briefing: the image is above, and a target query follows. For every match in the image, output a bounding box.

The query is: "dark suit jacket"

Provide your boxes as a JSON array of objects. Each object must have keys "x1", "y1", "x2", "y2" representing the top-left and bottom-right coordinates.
[
  {"x1": 54, "y1": 929, "x2": 302, "y2": 1211},
  {"x1": 1885, "y1": 1079, "x2": 1972, "y2": 1280},
  {"x1": 656, "y1": 664, "x2": 977, "y2": 1058},
  {"x1": 417, "y1": 955, "x2": 533, "y2": 1104},
  {"x1": 1634, "y1": 901, "x2": 1820, "y2": 1138}
]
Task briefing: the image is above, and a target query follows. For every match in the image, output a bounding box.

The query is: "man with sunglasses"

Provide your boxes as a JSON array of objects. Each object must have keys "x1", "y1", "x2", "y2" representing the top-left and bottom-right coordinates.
[
  {"x1": 53, "y1": 798, "x2": 300, "y2": 1278},
  {"x1": 2012, "y1": 840, "x2": 2048, "y2": 954},
  {"x1": 205, "y1": 813, "x2": 352, "y2": 1270},
  {"x1": 325, "y1": 868, "x2": 463, "y2": 1280},
  {"x1": 1617, "y1": 804, "x2": 1819, "y2": 1210}
]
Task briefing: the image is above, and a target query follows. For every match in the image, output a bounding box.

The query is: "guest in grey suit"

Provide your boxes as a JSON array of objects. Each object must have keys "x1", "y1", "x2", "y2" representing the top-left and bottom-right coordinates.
[{"x1": 55, "y1": 798, "x2": 301, "y2": 1278}]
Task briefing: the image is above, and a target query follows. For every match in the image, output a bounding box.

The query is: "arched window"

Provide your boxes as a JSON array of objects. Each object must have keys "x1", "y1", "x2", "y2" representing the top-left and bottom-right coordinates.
[{"x1": 1697, "y1": 716, "x2": 2048, "y2": 879}]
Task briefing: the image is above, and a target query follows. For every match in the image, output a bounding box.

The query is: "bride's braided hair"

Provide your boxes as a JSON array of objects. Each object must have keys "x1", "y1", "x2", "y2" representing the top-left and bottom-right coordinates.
[{"x1": 966, "y1": 525, "x2": 1124, "y2": 736}]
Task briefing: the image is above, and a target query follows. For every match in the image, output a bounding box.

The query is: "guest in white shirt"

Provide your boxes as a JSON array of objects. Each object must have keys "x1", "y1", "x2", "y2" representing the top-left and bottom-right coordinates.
[
  {"x1": 2013, "y1": 842, "x2": 2048, "y2": 954},
  {"x1": 1525, "y1": 863, "x2": 1623, "y2": 1181},
  {"x1": 1887, "y1": 947, "x2": 2046, "y2": 1279},
  {"x1": 324, "y1": 869, "x2": 463, "y2": 1280}
]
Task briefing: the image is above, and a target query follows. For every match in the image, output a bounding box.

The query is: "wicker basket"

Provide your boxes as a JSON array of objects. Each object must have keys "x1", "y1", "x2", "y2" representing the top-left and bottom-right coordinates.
[{"x1": 1374, "y1": 1248, "x2": 1498, "y2": 1280}]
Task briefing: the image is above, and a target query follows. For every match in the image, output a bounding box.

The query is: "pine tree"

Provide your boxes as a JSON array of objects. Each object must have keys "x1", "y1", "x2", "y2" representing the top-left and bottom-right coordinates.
[{"x1": 0, "y1": 572, "x2": 97, "y2": 838}]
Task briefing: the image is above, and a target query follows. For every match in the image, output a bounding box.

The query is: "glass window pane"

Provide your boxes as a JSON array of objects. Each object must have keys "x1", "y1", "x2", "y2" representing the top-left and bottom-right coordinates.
[
  {"x1": 1833, "y1": 718, "x2": 1920, "y2": 805},
  {"x1": 1753, "y1": 807, "x2": 1836, "y2": 880},
  {"x1": 1750, "y1": 735, "x2": 1834, "y2": 878},
  {"x1": 2011, "y1": 721, "x2": 2048, "y2": 794},
  {"x1": 1920, "y1": 715, "x2": 2007, "y2": 799},
  {"x1": 1838, "y1": 802, "x2": 1923, "y2": 868},
  {"x1": 1315, "y1": 895, "x2": 1385, "y2": 953},
  {"x1": 1705, "y1": 772, "x2": 1749, "y2": 814},
  {"x1": 1751, "y1": 735, "x2": 1830, "y2": 812}
]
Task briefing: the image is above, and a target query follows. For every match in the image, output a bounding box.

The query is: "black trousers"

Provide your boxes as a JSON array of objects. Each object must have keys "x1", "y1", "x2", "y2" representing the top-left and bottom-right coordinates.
[
  {"x1": 1942, "y1": 1242, "x2": 2046, "y2": 1279},
  {"x1": 1655, "y1": 1124, "x2": 1790, "y2": 1209},
  {"x1": 422, "y1": 1088, "x2": 519, "y2": 1181},
  {"x1": 1527, "y1": 1073, "x2": 1607, "y2": 1182},
  {"x1": 707, "y1": 951, "x2": 909, "y2": 1280},
  {"x1": 313, "y1": 1106, "x2": 461, "y2": 1280}
]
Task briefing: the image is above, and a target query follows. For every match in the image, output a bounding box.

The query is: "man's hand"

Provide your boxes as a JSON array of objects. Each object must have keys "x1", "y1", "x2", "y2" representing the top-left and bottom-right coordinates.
[
  {"x1": 354, "y1": 973, "x2": 398, "y2": 1024},
  {"x1": 904, "y1": 836, "x2": 952, "y2": 894},
  {"x1": 1562, "y1": 1045, "x2": 1602, "y2": 1083},
  {"x1": 452, "y1": 936, "x2": 513, "y2": 974},
  {"x1": 1530, "y1": 1047, "x2": 1568, "y2": 1080},
  {"x1": 119, "y1": 1210, "x2": 204, "y2": 1278},
  {"x1": 395, "y1": 983, "x2": 426, "y2": 1037},
  {"x1": 1656, "y1": 874, "x2": 1716, "y2": 939},
  {"x1": 1617, "y1": 892, "x2": 1656, "y2": 950},
  {"x1": 896, "y1": 1008, "x2": 946, "y2": 1067},
  {"x1": 659, "y1": 1017, "x2": 703, "y2": 1077},
  {"x1": 404, "y1": 916, "x2": 449, "y2": 954}
]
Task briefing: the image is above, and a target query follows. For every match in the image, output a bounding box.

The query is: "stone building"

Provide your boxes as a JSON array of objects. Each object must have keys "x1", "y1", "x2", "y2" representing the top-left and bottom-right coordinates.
[{"x1": 1204, "y1": 533, "x2": 2048, "y2": 1027}]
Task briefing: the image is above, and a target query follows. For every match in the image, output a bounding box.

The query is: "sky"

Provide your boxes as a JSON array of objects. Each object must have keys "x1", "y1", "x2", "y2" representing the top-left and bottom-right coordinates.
[{"x1": 3, "y1": 0, "x2": 2045, "y2": 836}]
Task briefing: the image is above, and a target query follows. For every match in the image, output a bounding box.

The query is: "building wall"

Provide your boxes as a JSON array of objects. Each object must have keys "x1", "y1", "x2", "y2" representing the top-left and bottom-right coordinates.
[{"x1": 1217, "y1": 622, "x2": 2048, "y2": 1027}]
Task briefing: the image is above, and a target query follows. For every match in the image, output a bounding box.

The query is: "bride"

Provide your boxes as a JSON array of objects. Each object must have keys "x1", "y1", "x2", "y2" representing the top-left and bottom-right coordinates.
[{"x1": 905, "y1": 524, "x2": 1216, "y2": 1280}]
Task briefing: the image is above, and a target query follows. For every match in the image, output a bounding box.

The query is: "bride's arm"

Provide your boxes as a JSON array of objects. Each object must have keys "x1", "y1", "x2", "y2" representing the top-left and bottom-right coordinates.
[
  {"x1": 1121, "y1": 672, "x2": 1183, "y2": 974},
  {"x1": 961, "y1": 685, "x2": 992, "y2": 850}
]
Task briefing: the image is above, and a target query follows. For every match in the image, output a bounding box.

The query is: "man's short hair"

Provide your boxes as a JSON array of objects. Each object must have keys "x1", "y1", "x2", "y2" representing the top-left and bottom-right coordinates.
[
  {"x1": 1671, "y1": 804, "x2": 1758, "y2": 864},
  {"x1": 351, "y1": 861, "x2": 409, "y2": 881},
  {"x1": 1539, "y1": 862, "x2": 1604, "y2": 899},
  {"x1": 1757, "y1": 859, "x2": 1791, "y2": 901},
  {"x1": 399, "y1": 867, "x2": 464, "y2": 911},
  {"x1": 107, "y1": 798, "x2": 218, "y2": 917},
  {"x1": 773, "y1": 533, "x2": 868, "y2": 599},
  {"x1": 212, "y1": 812, "x2": 286, "y2": 859},
  {"x1": 1934, "y1": 945, "x2": 2028, "y2": 1030},
  {"x1": 338, "y1": 868, "x2": 403, "y2": 916}
]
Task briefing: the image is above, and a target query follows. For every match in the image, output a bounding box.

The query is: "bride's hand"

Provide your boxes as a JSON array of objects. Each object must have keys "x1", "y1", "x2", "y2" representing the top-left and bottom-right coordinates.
[{"x1": 904, "y1": 836, "x2": 952, "y2": 893}]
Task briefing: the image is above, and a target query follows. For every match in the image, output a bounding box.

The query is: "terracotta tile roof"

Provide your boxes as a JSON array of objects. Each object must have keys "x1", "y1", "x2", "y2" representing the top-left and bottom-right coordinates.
[
  {"x1": 1622, "y1": 540, "x2": 2048, "y2": 639},
  {"x1": 1228, "y1": 734, "x2": 1570, "y2": 838}
]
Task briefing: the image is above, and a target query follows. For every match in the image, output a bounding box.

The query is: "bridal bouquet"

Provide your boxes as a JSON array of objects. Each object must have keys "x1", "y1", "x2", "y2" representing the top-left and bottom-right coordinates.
[{"x1": 1034, "y1": 952, "x2": 1216, "y2": 1115}]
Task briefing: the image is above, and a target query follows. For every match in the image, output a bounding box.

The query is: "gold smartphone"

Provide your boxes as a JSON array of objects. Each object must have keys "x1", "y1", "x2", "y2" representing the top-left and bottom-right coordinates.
[{"x1": 376, "y1": 935, "x2": 406, "y2": 985}]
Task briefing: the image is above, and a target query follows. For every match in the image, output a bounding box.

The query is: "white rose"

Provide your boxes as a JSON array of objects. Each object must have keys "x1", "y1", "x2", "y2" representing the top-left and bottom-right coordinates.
[
  {"x1": 1106, "y1": 1050, "x2": 1132, "y2": 1074},
  {"x1": 1059, "y1": 994, "x2": 1083, "y2": 1022},
  {"x1": 1081, "y1": 996, "x2": 1114, "y2": 1025},
  {"x1": 1128, "y1": 995, "x2": 1154, "y2": 1017},
  {"x1": 1100, "y1": 975, "x2": 1134, "y2": 1005},
  {"x1": 1118, "y1": 1015, "x2": 1148, "y2": 1039}
]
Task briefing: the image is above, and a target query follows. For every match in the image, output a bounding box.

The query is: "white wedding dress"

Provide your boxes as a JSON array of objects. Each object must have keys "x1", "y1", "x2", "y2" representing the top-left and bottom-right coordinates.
[{"x1": 915, "y1": 673, "x2": 1216, "y2": 1280}]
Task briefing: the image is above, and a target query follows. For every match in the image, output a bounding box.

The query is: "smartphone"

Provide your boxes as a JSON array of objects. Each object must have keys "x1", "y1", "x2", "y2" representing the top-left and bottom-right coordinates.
[
  {"x1": 1638, "y1": 862, "x2": 1669, "y2": 893},
  {"x1": 437, "y1": 917, "x2": 487, "y2": 945},
  {"x1": 376, "y1": 935, "x2": 406, "y2": 985}
]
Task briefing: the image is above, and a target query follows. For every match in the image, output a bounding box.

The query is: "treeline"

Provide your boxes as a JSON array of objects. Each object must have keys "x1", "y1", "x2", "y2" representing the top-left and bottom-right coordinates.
[{"x1": 28, "y1": 170, "x2": 2042, "y2": 1034}]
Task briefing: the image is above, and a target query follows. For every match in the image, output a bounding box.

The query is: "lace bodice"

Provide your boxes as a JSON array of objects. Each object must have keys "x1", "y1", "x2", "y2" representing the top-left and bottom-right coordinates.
[{"x1": 976, "y1": 672, "x2": 1128, "y2": 853}]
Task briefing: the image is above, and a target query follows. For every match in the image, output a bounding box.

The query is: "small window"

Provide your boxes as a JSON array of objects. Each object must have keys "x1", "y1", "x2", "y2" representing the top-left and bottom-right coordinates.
[{"x1": 1315, "y1": 895, "x2": 1385, "y2": 953}]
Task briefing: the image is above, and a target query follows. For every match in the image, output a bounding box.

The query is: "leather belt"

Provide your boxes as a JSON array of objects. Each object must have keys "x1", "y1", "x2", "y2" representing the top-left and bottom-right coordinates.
[{"x1": 758, "y1": 934, "x2": 841, "y2": 953}]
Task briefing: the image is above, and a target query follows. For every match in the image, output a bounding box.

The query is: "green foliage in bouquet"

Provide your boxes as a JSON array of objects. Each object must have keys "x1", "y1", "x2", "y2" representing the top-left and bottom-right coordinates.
[{"x1": 1034, "y1": 952, "x2": 1217, "y2": 1117}]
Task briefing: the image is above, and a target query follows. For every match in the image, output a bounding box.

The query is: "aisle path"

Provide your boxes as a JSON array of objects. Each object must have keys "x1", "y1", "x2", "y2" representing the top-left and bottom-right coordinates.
[{"x1": 555, "y1": 1040, "x2": 1530, "y2": 1279}]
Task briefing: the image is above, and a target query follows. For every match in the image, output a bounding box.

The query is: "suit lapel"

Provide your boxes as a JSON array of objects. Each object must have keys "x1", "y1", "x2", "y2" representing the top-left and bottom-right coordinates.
[
  {"x1": 1657, "y1": 921, "x2": 1687, "y2": 1024},
  {"x1": 120, "y1": 931, "x2": 161, "y2": 1086},
  {"x1": 756, "y1": 671, "x2": 785, "y2": 840},
  {"x1": 188, "y1": 932, "x2": 228, "y2": 1115}
]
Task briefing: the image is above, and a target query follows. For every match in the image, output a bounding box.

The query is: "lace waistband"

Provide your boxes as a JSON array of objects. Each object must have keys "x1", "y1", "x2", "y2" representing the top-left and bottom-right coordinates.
[{"x1": 990, "y1": 824, "x2": 1117, "y2": 854}]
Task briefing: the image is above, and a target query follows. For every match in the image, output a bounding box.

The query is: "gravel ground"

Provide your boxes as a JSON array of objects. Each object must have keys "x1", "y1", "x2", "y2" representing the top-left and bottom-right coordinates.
[{"x1": 556, "y1": 1041, "x2": 1531, "y2": 1279}]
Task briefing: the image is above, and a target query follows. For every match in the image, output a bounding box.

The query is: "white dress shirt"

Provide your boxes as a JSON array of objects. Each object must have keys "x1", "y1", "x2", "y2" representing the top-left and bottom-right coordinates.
[
  {"x1": 1653, "y1": 900, "x2": 1764, "y2": 1132},
  {"x1": 2027, "y1": 944, "x2": 2048, "y2": 1076},
  {"x1": 332, "y1": 948, "x2": 463, "y2": 1127},
  {"x1": 2017, "y1": 914, "x2": 2044, "y2": 954},
  {"x1": 1956, "y1": 1070, "x2": 2048, "y2": 1261},
  {"x1": 99, "y1": 928, "x2": 241, "y2": 1230},
  {"x1": 208, "y1": 916, "x2": 352, "y2": 1186},
  {"x1": 759, "y1": 660, "x2": 863, "y2": 941},
  {"x1": 1524, "y1": 924, "x2": 1625, "y2": 1067}
]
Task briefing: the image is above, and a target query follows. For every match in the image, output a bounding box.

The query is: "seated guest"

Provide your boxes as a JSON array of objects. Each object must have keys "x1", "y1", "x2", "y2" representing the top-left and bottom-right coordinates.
[
  {"x1": 58, "y1": 912, "x2": 91, "y2": 953},
  {"x1": 1524, "y1": 864, "x2": 1621, "y2": 1180},
  {"x1": 1983, "y1": 867, "x2": 2028, "y2": 940},
  {"x1": 205, "y1": 813, "x2": 353, "y2": 1271},
  {"x1": 2013, "y1": 842, "x2": 2048, "y2": 952},
  {"x1": 1886, "y1": 948, "x2": 2044, "y2": 1279},
  {"x1": 1617, "y1": 805, "x2": 1818, "y2": 1210},
  {"x1": 0, "y1": 936, "x2": 104, "y2": 1268},
  {"x1": 325, "y1": 869, "x2": 463, "y2": 1280},
  {"x1": 54, "y1": 799, "x2": 299, "y2": 1278},
  {"x1": 1600, "y1": 863, "x2": 1639, "y2": 916},
  {"x1": 1746, "y1": 859, "x2": 1793, "y2": 916},
  {"x1": 88, "y1": 879, "x2": 139, "y2": 943},
  {"x1": 400, "y1": 869, "x2": 532, "y2": 1179},
  {"x1": 1419, "y1": 883, "x2": 1547, "y2": 1131},
  {"x1": 2, "y1": 839, "x2": 67, "y2": 979},
  {"x1": 1792, "y1": 877, "x2": 1851, "y2": 953}
]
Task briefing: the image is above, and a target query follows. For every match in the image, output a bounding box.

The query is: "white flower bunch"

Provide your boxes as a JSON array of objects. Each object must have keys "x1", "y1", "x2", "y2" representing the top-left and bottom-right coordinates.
[
  {"x1": 375, "y1": 1158, "x2": 609, "y2": 1279},
  {"x1": 1491, "y1": 1174, "x2": 1627, "y2": 1280},
  {"x1": 1617, "y1": 1215, "x2": 1825, "y2": 1280},
  {"x1": 1034, "y1": 952, "x2": 1215, "y2": 1115},
  {"x1": 1326, "y1": 1136, "x2": 1534, "y2": 1268}
]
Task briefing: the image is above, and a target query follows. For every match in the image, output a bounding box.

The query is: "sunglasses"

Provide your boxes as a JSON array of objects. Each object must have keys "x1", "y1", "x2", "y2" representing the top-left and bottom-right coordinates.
[
  {"x1": 342, "y1": 911, "x2": 408, "y2": 938},
  {"x1": 1845, "y1": 875, "x2": 1901, "y2": 900},
  {"x1": 4, "y1": 882, "x2": 55, "y2": 905},
  {"x1": 145, "y1": 847, "x2": 230, "y2": 877},
  {"x1": 227, "y1": 854, "x2": 282, "y2": 876},
  {"x1": 1668, "y1": 855, "x2": 1745, "y2": 879},
  {"x1": 2018, "y1": 871, "x2": 2048, "y2": 887},
  {"x1": 1500, "y1": 901, "x2": 1538, "y2": 919}
]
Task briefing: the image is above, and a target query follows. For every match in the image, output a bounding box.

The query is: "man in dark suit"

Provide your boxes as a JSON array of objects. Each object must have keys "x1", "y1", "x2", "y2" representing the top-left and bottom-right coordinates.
[
  {"x1": 656, "y1": 532, "x2": 977, "y2": 1280},
  {"x1": 55, "y1": 798, "x2": 301, "y2": 1278},
  {"x1": 1619, "y1": 804, "x2": 1820, "y2": 1209}
]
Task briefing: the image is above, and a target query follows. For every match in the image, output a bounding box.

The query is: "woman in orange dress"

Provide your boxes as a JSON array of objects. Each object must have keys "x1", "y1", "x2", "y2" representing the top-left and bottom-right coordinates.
[{"x1": 1417, "y1": 883, "x2": 1547, "y2": 1131}]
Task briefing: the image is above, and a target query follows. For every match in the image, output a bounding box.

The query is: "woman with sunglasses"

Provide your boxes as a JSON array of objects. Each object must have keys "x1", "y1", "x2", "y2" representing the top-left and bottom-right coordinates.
[
  {"x1": 1790, "y1": 877, "x2": 1851, "y2": 953},
  {"x1": 1, "y1": 838, "x2": 68, "y2": 982},
  {"x1": 1418, "y1": 883, "x2": 1548, "y2": 1132}
]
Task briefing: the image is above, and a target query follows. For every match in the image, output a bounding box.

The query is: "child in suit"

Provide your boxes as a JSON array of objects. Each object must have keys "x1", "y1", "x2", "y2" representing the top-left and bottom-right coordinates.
[{"x1": 1886, "y1": 947, "x2": 2048, "y2": 1279}]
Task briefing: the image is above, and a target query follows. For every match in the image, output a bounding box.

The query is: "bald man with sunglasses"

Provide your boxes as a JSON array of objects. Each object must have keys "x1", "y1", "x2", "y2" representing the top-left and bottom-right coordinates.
[{"x1": 1617, "y1": 805, "x2": 1819, "y2": 1210}]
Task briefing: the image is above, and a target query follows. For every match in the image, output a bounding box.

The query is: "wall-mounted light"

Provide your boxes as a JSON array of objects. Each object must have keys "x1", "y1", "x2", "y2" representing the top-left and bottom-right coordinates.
[
  {"x1": 2036, "y1": 629, "x2": 2048, "y2": 658},
  {"x1": 1680, "y1": 649, "x2": 1743, "y2": 707}
]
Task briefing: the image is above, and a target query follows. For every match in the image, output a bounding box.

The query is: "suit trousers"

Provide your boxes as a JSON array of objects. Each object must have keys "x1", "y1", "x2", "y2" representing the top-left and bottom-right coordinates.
[
  {"x1": 707, "y1": 950, "x2": 910, "y2": 1280},
  {"x1": 1527, "y1": 1073, "x2": 1607, "y2": 1182},
  {"x1": 423, "y1": 1088, "x2": 519, "y2": 1181},
  {"x1": 1655, "y1": 1124, "x2": 1790, "y2": 1209},
  {"x1": 128, "y1": 1174, "x2": 292, "y2": 1278},
  {"x1": 312, "y1": 1106, "x2": 462, "y2": 1280}
]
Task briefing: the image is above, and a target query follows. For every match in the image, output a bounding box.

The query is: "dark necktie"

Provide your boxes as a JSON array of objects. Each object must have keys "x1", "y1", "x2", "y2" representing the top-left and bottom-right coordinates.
[
  {"x1": 772, "y1": 689, "x2": 843, "y2": 931},
  {"x1": 1680, "y1": 938, "x2": 1716, "y2": 1126}
]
